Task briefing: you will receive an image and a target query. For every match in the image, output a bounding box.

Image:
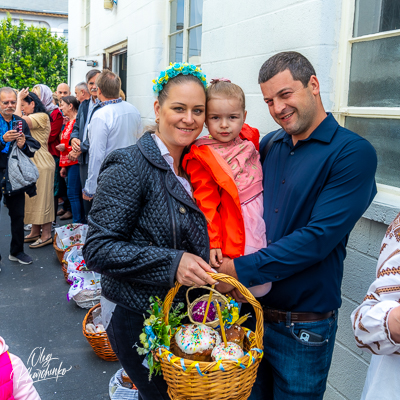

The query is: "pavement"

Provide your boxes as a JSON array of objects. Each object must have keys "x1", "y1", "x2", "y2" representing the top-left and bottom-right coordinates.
[{"x1": 0, "y1": 202, "x2": 121, "y2": 399}]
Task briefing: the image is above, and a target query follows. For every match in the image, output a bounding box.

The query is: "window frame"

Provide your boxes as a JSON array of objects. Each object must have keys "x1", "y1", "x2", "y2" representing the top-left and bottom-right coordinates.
[
  {"x1": 167, "y1": 0, "x2": 202, "y2": 65},
  {"x1": 84, "y1": 0, "x2": 90, "y2": 56},
  {"x1": 334, "y1": 0, "x2": 400, "y2": 195}
]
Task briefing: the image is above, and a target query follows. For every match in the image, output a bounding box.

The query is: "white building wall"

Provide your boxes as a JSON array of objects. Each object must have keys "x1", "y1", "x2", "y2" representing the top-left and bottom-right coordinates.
[
  {"x1": 68, "y1": 0, "x2": 168, "y2": 128},
  {"x1": 67, "y1": 2, "x2": 399, "y2": 399}
]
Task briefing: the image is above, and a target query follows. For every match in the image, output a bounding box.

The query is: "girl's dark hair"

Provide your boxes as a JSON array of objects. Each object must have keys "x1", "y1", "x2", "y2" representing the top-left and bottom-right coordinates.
[
  {"x1": 23, "y1": 92, "x2": 51, "y2": 121},
  {"x1": 61, "y1": 96, "x2": 80, "y2": 112}
]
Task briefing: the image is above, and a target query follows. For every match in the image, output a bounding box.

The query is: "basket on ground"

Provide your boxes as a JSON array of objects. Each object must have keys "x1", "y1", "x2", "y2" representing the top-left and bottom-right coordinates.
[
  {"x1": 156, "y1": 272, "x2": 264, "y2": 400},
  {"x1": 82, "y1": 303, "x2": 118, "y2": 362},
  {"x1": 53, "y1": 223, "x2": 88, "y2": 265},
  {"x1": 61, "y1": 243, "x2": 84, "y2": 284}
]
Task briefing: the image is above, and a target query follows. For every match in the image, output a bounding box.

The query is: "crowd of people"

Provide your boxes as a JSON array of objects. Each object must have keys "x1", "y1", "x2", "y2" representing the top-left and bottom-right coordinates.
[
  {"x1": 0, "y1": 68, "x2": 142, "y2": 265},
  {"x1": 1, "y1": 52, "x2": 399, "y2": 400}
]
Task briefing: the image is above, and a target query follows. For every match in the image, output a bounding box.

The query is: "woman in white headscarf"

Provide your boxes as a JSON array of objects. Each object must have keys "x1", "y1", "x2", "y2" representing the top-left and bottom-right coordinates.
[{"x1": 32, "y1": 84, "x2": 71, "y2": 222}]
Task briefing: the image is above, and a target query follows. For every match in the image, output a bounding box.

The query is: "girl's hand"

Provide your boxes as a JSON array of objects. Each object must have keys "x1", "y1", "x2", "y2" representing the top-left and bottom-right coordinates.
[
  {"x1": 210, "y1": 248, "x2": 223, "y2": 268},
  {"x1": 60, "y1": 167, "x2": 67, "y2": 178},
  {"x1": 56, "y1": 143, "x2": 66, "y2": 152},
  {"x1": 18, "y1": 87, "x2": 29, "y2": 100},
  {"x1": 176, "y1": 252, "x2": 217, "y2": 287}
]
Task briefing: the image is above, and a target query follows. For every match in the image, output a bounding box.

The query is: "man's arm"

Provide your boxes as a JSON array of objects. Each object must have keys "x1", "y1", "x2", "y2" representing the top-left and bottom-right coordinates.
[
  {"x1": 70, "y1": 103, "x2": 83, "y2": 143},
  {"x1": 82, "y1": 115, "x2": 108, "y2": 198},
  {"x1": 233, "y1": 139, "x2": 377, "y2": 287}
]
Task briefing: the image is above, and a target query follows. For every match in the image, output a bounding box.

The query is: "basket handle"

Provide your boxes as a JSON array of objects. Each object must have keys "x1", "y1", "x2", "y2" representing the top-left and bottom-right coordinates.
[{"x1": 163, "y1": 272, "x2": 264, "y2": 350}]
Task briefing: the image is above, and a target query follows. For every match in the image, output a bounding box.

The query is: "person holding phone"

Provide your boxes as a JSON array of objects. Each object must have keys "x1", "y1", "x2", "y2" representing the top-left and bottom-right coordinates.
[{"x1": 0, "y1": 87, "x2": 39, "y2": 265}]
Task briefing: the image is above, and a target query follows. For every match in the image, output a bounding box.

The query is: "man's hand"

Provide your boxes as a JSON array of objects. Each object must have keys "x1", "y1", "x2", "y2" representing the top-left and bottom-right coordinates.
[
  {"x1": 16, "y1": 132, "x2": 26, "y2": 149},
  {"x1": 3, "y1": 130, "x2": 20, "y2": 143},
  {"x1": 68, "y1": 150, "x2": 80, "y2": 162},
  {"x1": 210, "y1": 248, "x2": 223, "y2": 269},
  {"x1": 71, "y1": 138, "x2": 81, "y2": 152},
  {"x1": 82, "y1": 193, "x2": 92, "y2": 201},
  {"x1": 215, "y1": 257, "x2": 237, "y2": 293},
  {"x1": 388, "y1": 305, "x2": 400, "y2": 343}
]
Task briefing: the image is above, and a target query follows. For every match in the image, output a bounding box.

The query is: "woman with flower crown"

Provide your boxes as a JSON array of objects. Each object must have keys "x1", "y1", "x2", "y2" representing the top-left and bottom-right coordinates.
[{"x1": 83, "y1": 63, "x2": 217, "y2": 399}]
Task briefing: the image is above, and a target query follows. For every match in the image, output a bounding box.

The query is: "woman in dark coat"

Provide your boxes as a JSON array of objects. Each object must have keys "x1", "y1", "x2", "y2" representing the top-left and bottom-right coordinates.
[{"x1": 83, "y1": 64, "x2": 215, "y2": 400}]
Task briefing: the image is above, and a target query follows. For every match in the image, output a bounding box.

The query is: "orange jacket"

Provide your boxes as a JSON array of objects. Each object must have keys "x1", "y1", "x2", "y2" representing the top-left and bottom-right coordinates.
[{"x1": 182, "y1": 124, "x2": 260, "y2": 259}]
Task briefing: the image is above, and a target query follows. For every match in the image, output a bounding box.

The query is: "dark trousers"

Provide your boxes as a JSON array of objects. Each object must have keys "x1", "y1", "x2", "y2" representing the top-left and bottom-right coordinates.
[
  {"x1": 106, "y1": 305, "x2": 170, "y2": 400},
  {"x1": 242, "y1": 306, "x2": 338, "y2": 400},
  {"x1": 0, "y1": 182, "x2": 26, "y2": 256},
  {"x1": 79, "y1": 162, "x2": 92, "y2": 217},
  {"x1": 67, "y1": 164, "x2": 86, "y2": 223}
]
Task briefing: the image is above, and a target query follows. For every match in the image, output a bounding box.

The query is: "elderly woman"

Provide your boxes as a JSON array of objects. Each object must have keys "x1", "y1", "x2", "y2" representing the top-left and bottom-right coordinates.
[
  {"x1": 83, "y1": 64, "x2": 215, "y2": 400},
  {"x1": 15, "y1": 89, "x2": 55, "y2": 248}
]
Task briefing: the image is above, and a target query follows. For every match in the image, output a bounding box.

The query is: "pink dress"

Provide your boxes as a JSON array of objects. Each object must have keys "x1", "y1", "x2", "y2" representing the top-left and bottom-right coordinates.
[{"x1": 195, "y1": 135, "x2": 271, "y2": 297}]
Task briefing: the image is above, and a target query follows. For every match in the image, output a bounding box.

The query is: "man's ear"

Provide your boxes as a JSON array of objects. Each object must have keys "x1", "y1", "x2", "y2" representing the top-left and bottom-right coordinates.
[{"x1": 309, "y1": 75, "x2": 320, "y2": 96}]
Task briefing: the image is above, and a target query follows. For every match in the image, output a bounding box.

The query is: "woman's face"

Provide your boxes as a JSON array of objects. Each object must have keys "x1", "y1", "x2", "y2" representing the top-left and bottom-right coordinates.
[
  {"x1": 154, "y1": 81, "x2": 206, "y2": 152},
  {"x1": 21, "y1": 99, "x2": 35, "y2": 116},
  {"x1": 60, "y1": 100, "x2": 72, "y2": 117}
]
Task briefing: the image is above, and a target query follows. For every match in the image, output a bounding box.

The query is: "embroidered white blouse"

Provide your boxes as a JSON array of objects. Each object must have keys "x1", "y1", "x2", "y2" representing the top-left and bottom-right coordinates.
[{"x1": 351, "y1": 212, "x2": 400, "y2": 400}]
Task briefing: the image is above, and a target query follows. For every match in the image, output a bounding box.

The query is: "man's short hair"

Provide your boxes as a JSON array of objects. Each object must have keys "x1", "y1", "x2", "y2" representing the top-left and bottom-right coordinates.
[
  {"x1": 75, "y1": 82, "x2": 89, "y2": 93},
  {"x1": 86, "y1": 69, "x2": 101, "y2": 83},
  {"x1": 0, "y1": 87, "x2": 17, "y2": 98},
  {"x1": 96, "y1": 70, "x2": 121, "y2": 99},
  {"x1": 258, "y1": 52, "x2": 316, "y2": 87}
]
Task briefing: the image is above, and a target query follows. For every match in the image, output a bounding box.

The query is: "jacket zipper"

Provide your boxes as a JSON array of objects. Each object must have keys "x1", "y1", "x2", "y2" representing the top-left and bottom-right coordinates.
[{"x1": 160, "y1": 170, "x2": 177, "y2": 250}]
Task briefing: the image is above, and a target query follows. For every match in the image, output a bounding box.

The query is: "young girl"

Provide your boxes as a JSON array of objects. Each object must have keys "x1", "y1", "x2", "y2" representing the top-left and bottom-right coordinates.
[{"x1": 183, "y1": 78, "x2": 271, "y2": 297}]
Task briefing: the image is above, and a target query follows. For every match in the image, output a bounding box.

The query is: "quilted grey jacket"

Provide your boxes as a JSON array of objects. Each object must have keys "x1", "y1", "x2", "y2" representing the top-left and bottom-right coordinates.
[{"x1": 83, "y1": 132, "x2": 210, "y2": 313}]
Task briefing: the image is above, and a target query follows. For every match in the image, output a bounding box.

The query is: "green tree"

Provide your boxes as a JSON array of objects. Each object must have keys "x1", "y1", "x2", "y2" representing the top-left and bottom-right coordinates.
[{"x1": 0, "y1": 14, "x2": 68, "y2": 90}]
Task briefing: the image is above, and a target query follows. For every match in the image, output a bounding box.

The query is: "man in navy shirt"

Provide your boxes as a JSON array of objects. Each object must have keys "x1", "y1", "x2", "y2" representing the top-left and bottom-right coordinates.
[{"x1": 218, "y1": 52, "x2": 377, "y2": 399}]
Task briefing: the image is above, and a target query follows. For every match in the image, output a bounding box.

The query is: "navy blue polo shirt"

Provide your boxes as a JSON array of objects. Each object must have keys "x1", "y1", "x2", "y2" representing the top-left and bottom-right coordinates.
[{"x1": 235, "y1": 113, "x2": 377, "y2": 313}]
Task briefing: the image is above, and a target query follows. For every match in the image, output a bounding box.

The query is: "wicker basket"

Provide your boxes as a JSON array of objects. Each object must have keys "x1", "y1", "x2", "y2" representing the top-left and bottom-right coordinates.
[
  {"x1": 82, "y1": 303, "x2": 118, "y2": 362},
  {"x1": 186, "y1": 286, "x2": 229, "y2": 328},
  {"x1": 61, "y1": 243, "x2": 83, "y2": 285},
  {"x1": 53, "y1": 233, "x2": 64, "y2": 265},
  {"x1": 157, "y1": 272, "x2": 264, "y2": 400}
]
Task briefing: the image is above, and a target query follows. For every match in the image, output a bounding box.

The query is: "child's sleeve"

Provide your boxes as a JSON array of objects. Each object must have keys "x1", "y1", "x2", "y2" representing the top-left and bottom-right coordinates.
[{"x1": 186, "y1": 158, "x2": 223, "y2": 249}]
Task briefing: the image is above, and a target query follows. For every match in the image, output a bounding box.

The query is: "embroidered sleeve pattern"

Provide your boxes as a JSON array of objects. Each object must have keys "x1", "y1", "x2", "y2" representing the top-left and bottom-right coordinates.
[{"x1": 351, "y1": 212, "x2": 400, "y2": 355}]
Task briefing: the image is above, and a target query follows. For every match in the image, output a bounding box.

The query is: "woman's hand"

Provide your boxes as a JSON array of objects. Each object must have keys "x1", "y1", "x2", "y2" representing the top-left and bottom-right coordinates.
[
  {"x1": 176, "y1": 252, "x2": 217, "y2": 287},
  {"x1": 210, "y1": 248, "x2": 223, "y2": 268},
  {"x1": 16, "y1": 132, "x2": 26, "y2": 149},
  {"x1": 18, "y1": 87, "x2": 29, "y2": 101},
  {"x1": 56, "y1": 143, "x2": 66, "y2": 152},
  {"x1": 60, "y1": 167, "x2": 67, "y2": 178}
]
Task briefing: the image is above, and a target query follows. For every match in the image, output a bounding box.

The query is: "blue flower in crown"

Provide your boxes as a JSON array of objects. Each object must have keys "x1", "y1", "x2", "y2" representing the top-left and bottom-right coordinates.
[{"x1": 152, "y1": 62, "x2": 207, "y2": 95}]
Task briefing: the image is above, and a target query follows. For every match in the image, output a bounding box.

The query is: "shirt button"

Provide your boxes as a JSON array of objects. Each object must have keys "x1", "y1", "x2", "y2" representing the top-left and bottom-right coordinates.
[
  {"x1": 249, "y1": 281, "x2": 253, "y2": 286},
  {"x1": 282, "y1": 179, "x2": 285, "y2": 184},
  {"x1": 275, "y1": 208, "x2": 278, "y2": 213},
  {"x1": 290, "y1": 151, "x2": 294, "y2": 155},
  {"x1": 179, "y1": 206, "x2": 186, "y2": 214},
  {"x1": 268, "y1": 240, "x2": 272, "y2": 244},
  {"x1": 275, "y1": 275, "x2": 280, "y2": 279}
]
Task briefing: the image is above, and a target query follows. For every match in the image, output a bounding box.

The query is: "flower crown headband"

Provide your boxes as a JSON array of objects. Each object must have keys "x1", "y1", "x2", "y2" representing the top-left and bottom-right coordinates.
[{"x1": 152, "y1": 62, "x2": 207, "y2": 95}]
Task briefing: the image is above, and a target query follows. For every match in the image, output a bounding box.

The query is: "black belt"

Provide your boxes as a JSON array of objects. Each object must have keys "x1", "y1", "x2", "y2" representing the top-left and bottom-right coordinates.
[{"x1": 263, "y1": 307, "x2": 334, "y2": 324}]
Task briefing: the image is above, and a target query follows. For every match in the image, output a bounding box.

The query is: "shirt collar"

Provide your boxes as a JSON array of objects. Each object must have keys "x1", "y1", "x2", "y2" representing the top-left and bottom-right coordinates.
[
  {"x1": 282, "y1": 112, "x2": 338, "y2": 144},
  {"x1": 151, "y1": 133, "x2": 170, "y2": 158},
  {"x1": 99, "y1": 97, "x2": 122, "y2": 108}
]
